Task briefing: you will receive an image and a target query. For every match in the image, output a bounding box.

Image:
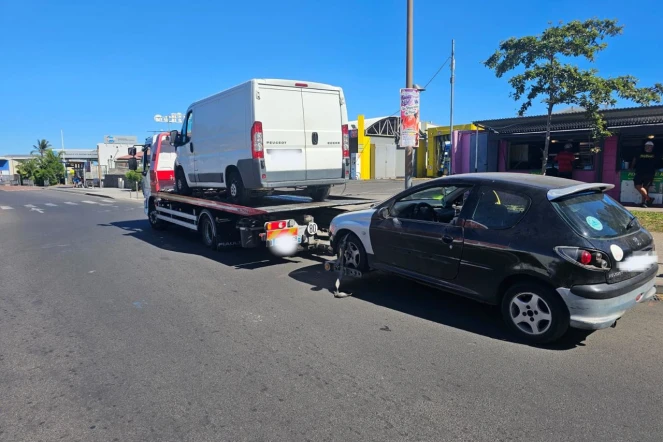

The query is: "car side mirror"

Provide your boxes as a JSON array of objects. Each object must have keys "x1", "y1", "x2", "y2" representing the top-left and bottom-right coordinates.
[
  {"x1": 378, "y1": 207, "x2": 390, "y2": 219},
  {"x1": 169, "y1": 130, "x2": 180, "y2": 146}
]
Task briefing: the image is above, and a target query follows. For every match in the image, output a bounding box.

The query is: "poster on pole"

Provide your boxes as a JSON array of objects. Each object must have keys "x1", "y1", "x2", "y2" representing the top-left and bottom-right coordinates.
[{"x1": 399, "y1": 88, "x2": 420, "y2": 148}]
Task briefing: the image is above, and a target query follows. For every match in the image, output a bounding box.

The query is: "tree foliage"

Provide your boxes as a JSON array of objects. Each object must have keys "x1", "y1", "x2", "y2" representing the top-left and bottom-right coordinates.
[
  {"x1": 17, "y1": 148, "x2": 65, "y2": 186},
  {"x1": 125, "y1": 170, "x2": 143, "y2": 189},
  {"x1": 31, "y1": 139, "x2": 52, "y2": 157},
  {"x1": 484, "y1": 18, "x2": 663, "y2": 173}
]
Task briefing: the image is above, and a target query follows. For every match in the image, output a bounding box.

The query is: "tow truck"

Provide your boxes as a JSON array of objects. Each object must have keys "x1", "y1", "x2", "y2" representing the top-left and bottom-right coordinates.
[{"x1": 139, "y1": 132, "x2": 377, "y2": 256}]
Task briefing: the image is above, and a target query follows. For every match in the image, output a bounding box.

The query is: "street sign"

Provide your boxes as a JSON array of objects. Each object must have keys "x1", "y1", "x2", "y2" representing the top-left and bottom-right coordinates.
[
  {"x1": 104, "y1": 135, "x2": 137, "y2": 144},
  {"x1": 154, "y1": 113, "x2": 184, "y2": 124},
  {"x1": 399, "y1": 88, "x2": 420, "y2": 148}
]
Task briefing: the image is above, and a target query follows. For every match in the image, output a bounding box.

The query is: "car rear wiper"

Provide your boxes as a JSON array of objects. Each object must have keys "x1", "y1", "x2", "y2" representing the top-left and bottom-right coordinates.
[{"x1": 626, "y1": 216, "x2": 637, "y2": 230}]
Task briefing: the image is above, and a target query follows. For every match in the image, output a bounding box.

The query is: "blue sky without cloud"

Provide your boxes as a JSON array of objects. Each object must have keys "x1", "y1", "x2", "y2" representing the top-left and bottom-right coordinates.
[{"x1": 1, "y1": 0, "x2": 661, "y2": 154}]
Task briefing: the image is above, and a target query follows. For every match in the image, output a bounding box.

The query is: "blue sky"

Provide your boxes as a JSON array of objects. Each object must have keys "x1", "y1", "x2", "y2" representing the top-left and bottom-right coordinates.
[{"x1": 1, "y1": 0, "x2": 661, "y2": 155}]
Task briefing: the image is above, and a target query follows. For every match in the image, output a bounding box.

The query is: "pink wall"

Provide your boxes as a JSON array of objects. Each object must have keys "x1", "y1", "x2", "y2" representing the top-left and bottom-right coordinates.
[
  {"x1": 451, "y1": 131, "x2": 473, "y2": 174},
  {"x1": 601, "y1": 136, "x2": 620, "y2": 199},
  {"x1": 498, "y1": 140, "x2": 508, "y2": 172}
]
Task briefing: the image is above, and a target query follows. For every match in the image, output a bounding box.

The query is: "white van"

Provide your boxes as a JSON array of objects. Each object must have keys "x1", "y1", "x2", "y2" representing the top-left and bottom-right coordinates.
[{"x1": 170, "y1": 79, "x2": 350, "y2": 204}]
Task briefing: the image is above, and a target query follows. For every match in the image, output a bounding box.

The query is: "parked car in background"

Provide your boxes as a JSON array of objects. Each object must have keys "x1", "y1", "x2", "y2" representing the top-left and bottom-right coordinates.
[
  {"x1": 329, "y1": 173, "x2": 658, "y2": 343},
  {"x1": 169, "y1": 79, "x2": 350, "y2": 204}
]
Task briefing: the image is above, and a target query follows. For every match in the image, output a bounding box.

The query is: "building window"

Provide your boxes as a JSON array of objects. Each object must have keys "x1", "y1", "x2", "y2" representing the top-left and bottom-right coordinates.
[
  {"x1": 507, "y1": 143, "x2": 543, "y2": 170},
  {"x1": 506, "y1": 139, "x2": 594, "y2": 171}
]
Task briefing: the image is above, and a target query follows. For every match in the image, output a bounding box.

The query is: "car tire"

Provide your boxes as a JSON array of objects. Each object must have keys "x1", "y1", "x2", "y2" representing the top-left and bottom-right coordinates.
[
  {"x1": 339, "y1": 232, "x2": 369, "y2": 272},
  {"x1": 226, "y1": 170, "x2": 250, "y2": 205},
  {"x1": 501, "y1": 282, "x2": 569, "y2": 344},
  {"x1": 308, "y1": 185, "x2": 331, "y2": 202},
  {"x1": 175, "y1": 167, "x2": 192, "y2": 196},
  {"x1": 148, "y1": 201, "x2": 166, "y2": 230},
  {"x1": 199, "y1": 212, "x2": 217, "y2": 250}
]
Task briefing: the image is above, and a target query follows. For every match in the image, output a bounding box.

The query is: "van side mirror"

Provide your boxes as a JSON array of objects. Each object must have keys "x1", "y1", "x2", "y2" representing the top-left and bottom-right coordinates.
[
  {"x1": 169, "y1": 130, "x2": 180, "y2": 146},
  {"x1": 378, "y1": 207, "x2": 390, "y2": 219}
]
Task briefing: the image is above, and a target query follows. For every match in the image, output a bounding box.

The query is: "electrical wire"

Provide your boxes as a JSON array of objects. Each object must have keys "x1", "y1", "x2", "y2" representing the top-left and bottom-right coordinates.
[{"x1": 389, "y1": 56, "x2": 452, "y2": 117}]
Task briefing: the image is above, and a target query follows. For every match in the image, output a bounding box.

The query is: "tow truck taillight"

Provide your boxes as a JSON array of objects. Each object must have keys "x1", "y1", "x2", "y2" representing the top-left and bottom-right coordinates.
[
  {"x1": 342, "y1": 124, "x2": 349, "y2": 159},
  {"x1": 265, "y1": 220, "x2": 293, "y2": 230},
  {"x1": 251, "y1": 121, "x2": 264, "y2": 159},
  {"x1": 554, "y1": 246, "x2": 610, "y2": 271}
]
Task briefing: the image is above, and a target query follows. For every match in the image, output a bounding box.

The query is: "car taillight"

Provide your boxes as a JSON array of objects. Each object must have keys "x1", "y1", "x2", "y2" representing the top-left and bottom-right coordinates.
[
  {"x1": 251, "y1": 121, "x2": 264, "y2": 159},
  {"x1": 554, "y1": 246, "x2": 610, "y2": 271},
  {"x1": 342, "y1": 124, "x2": 349, "y2": 159},
  {"x1": 265, "y1": 220, "x2": 292, "y2": 230}
]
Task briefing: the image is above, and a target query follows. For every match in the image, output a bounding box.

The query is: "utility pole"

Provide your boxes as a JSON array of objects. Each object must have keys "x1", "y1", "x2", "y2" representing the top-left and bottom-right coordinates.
[
  {"x1": 404, "y1": 0, "x2": 414, "y2": 189},
  {"x1": 449, "y1": 39, "x2": 455, "y2": 175},
  {"x1": 61, "y1": 129, "x2": 67, "y2": 185},
  {"x1": 96, "y1": 145, "x2": 102, "y2": 188}
]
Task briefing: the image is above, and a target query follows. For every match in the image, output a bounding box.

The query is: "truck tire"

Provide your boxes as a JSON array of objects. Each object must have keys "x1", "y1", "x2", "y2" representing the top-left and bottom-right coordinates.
[
  {"x1": 148, "y1": 201, "x2": 166, "y2": 230},
  {"x1": 308, "y1": 185, "x2": 331, "y2": 202},
  {"x1": 176, "y1": 167, "x2": 192, "y2": 196},
  {"x1": 199, "y1": 211, "x2": 217, "y2": 250},
  {"x1": 226, "y1": 170, "x2": 250, "y2": 205}
]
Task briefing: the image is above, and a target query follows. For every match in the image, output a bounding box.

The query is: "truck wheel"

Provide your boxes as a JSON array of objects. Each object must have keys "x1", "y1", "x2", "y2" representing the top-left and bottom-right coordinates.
[
  {"x1": 308, "y1": 185, "x2": 331, "y2": 202},
  {"x1": 339, "y1": 232, "x2": 369, "y2": 271},
  {"x1": 501, "y1": 282, "x2": 569, "y2": 344},
  {"x1": 148, "y1": 202, "x2": 166, "y2": 230},
  {"x1": 227, "y1": 170, "x2": 250, "y2": 205},
  {"x1": 176, "y1": 168, "x2": 192, "y2": 196},
  {"x1": 199, "y1": 212, "x2": 217, "y2": 250}
]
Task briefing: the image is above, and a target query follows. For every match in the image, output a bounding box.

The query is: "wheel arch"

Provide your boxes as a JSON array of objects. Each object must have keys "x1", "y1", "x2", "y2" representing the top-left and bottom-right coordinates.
[
  {"x1": 225, "y1": 164, "x2": 240, "y2": 187},
  {"x1": 496, "y1": 273, "x2": 561, "y2": 305},
  {"x1": 334, "y1": 227, "x2": 372, "y2": 256}
]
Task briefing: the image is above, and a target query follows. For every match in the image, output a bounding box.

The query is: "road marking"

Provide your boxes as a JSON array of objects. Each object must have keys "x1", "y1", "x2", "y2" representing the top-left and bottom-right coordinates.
[
  {"x1": 44, "y1": 203, "x2": 58, "y2": 207},
  {"x1": 0, "y1": 206, "x2": 13, "y2": 210},
  {"x1": 30, "y1": 207, "x2": 44, "y2": 214},
  {"x1": 24, "y1": 204, "x2": 37, "y2": 208},
  {"x1": 98, "y1": 203, "x2": 113, "y2": 207},
  {"x1": 64, "y1": 202, "x2": 78, "y2": 205},
  {"x1": 81, "y1": 200, "x2": 98, "y2": 204}
]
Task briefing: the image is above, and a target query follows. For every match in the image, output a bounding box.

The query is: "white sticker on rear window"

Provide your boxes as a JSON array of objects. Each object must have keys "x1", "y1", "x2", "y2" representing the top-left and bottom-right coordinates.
[{"x1": 586, "y1": 216, "x2": 603, "y2": 231}]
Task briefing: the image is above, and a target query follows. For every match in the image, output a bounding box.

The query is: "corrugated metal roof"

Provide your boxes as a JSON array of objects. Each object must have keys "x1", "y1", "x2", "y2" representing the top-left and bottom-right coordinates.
[{"x1": 474, "y1": 105, "x2": 663, "y2": 134}]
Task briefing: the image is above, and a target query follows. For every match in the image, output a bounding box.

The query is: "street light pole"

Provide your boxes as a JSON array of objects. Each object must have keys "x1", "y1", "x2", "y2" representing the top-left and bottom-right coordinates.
[
  {"x1": 404, "y1": 0, "x2": 414, "y2": 189},
  {"x1": 449, "y1": 39, "x2": 455, "y2": 175}
]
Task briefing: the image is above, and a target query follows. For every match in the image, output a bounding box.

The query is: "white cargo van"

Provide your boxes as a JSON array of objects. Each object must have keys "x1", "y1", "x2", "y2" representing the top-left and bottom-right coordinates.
[{"x1": 170, "y1": 79, "x2": 350, "y2": 204}]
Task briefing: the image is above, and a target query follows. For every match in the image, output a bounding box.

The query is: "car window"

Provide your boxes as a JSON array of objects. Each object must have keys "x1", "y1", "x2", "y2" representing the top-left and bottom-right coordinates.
[
  {"x1": 391, "y1": 185, "x2": 471, "y2": 224},
  {"x1": 468, "y1": 188, "x2": 530, "y2": 230},
  {"x1": 552, "y1": 192, "x2": 634, "y2": 239}
]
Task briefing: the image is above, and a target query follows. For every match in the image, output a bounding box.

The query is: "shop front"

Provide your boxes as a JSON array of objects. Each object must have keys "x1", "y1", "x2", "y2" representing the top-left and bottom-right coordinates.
[{"x1": 474, "y1": 106, "x2": 663, "y2": 204}]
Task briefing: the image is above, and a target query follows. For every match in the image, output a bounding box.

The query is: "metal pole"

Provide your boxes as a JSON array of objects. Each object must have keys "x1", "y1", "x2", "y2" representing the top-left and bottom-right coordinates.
[
  {"x1": 449, "y1": 39, "x2": 455, "y2": 175},
  {"x1": 96, "y1": 145, "x2": 102, "y2": 188},
  {"x1": 61, "y1": 129, "x2": 67, "y2": 185},
  {"x1": 475, "y1": 126, "x2": 479, "y2": 172},
  {"x1": 404, "y1": 0, "x2": 414, "y2": 189}
]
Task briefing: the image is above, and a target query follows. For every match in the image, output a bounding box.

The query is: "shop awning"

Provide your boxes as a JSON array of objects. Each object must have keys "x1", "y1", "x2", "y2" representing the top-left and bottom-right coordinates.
[{"x1": 474, "y1": 105, "x2": 663, "y2": 134}]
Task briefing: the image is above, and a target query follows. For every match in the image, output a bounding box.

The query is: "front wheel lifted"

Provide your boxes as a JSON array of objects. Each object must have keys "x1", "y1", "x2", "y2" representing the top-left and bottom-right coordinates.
[{"x1": 501, "y1": 282, "x2": 569, "y2": 344}]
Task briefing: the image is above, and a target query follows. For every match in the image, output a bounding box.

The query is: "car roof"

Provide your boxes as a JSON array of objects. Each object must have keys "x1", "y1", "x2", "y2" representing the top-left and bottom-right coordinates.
[{"x1": 433, "y1": 172, "x2": 581, "y2": 191}]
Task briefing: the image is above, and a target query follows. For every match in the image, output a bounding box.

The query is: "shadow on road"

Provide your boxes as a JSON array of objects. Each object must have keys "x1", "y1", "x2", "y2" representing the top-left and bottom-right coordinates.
[
  {"x1": 289, "y1": 264, "x2": 593, "y2": 351},
  {"x1": 98, "y1": 219, "x2": 324, "y2": 270},
  {"x1": 102, "y1": 219, "x2": 591, "y2": 350}
]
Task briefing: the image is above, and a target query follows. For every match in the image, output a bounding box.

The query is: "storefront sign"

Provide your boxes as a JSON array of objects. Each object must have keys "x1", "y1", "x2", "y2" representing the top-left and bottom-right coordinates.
[
  {"x1": 399, "y1": 88, "x2": 420, "y2": 148},
  {"x1": 104, "y1": 135, "x2": 138, "y2": 144}
]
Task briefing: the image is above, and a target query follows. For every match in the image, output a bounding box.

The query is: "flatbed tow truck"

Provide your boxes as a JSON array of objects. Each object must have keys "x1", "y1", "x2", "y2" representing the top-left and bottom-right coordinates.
[{"x1": 140, "y1": 133, "x2": 378, "y2": 258}]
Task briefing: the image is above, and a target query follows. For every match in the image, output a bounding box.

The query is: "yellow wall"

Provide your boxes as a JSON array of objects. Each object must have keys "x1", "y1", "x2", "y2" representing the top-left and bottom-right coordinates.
[
  {"x1": 425, "y1": 123, "x2": 477, "y2": 177},
  {"x1": 357, "y1": 115, "x2": 372, "y2": 180}
]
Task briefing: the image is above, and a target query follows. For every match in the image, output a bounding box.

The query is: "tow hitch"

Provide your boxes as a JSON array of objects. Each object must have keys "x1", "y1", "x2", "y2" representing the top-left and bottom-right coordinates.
[{"x1": 323, "y1": 236, "x2": 363, "y2": 298}]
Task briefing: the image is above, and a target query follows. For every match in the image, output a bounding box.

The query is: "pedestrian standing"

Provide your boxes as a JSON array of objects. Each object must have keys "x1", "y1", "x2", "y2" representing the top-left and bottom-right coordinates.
[
  {"x1": 631, "y1": 140, "x2": 658, "y2": 208},
  {"x1": 556, "y1": 143, "x2": 576, "y2": 179}
]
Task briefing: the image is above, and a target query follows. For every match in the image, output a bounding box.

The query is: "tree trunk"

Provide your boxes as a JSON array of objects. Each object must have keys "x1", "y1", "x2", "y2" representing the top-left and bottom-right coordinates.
[{"x1": 542, "y1": 103, "x2": 554, "y2": 175}]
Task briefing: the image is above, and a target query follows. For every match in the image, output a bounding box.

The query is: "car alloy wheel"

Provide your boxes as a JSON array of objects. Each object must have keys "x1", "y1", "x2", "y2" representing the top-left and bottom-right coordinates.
[
  {"x1": 343, "y1": 241, "x2": 361, "y2": 269},
  {"x1": 230, "y1": 183, "x2": 237, "y2": 198},
  {"x1": 508, "y1": 292, "x2": 552, "y2": 336}
]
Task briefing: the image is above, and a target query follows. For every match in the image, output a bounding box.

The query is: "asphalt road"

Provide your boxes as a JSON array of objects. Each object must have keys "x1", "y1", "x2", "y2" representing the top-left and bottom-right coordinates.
[{"x1": 1, "y1": 187, "x2": 662, "y2": 442}]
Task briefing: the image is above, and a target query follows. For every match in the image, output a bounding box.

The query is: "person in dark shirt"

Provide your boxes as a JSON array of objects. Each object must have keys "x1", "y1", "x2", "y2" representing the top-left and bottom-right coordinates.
[{"x1": 631, "y1": 140, "x2": 658, "y2": 207}]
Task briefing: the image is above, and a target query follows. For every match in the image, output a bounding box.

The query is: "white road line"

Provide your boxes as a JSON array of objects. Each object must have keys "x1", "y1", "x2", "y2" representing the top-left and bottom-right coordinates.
[
  {"x1": 64, "y1": 202, "x2": 78, "y2": 205},
  {"x1": 98, "y1": 203, "x2": 113, "y2": 207},
  {"x1": 24, "y1": 204, "x2": 37, "y2": 208},
  {"x1": 44, "y1": 203, "x2": 58, "y2": 207},
  {"x1": 30, "y1": 207, "x2": 44, "y2": 214},
  {"x1": 81, "y1": 201, "x2": 98, "y2": 205},
  {"x1": 1, "y1": 206, "x2": 13, "y2": 210}
]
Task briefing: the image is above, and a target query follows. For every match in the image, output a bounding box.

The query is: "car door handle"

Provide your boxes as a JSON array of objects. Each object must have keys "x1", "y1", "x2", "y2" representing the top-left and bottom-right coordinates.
[
  {"x1": 442, "y1": 235, "x2": 453, "y2": 244},
  {"x1": 190, "y1": 143, "x2": 194, "y2": 153}
]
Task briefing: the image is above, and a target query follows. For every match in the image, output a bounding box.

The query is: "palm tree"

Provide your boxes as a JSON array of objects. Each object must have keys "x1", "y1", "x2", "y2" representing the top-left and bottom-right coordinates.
[{"x1": 31, "y1": 139, "x2": 52, "y2": 157}]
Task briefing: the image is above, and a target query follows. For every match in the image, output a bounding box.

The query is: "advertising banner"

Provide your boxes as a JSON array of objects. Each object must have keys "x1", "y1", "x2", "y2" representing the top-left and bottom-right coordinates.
[{"x1": 399, "y1": 88, "x2": 420, "y2": 148}]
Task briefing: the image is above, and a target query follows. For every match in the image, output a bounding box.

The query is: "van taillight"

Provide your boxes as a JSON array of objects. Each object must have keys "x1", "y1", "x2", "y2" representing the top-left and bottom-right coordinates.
[
  {"x1": 251, "y1": 121, "x2": 264, "y2": 159},
  {"x1": 554, "y1": 246, "x2": 610, "y2": 271},
  {"x1": 342, "y1": 124, "x2": 349, "y2": 158}
]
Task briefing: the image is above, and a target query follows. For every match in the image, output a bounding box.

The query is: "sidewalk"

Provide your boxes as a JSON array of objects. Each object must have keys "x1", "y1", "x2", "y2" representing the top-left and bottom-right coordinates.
[{"x1": 50, "y1": 186, "x2": 143, "y2": 202}]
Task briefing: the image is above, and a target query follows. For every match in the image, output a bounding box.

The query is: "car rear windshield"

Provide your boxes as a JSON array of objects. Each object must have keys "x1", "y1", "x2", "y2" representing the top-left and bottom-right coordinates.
[{"x1": 551, "y1": 191, "x2": 634, "y2": 239}]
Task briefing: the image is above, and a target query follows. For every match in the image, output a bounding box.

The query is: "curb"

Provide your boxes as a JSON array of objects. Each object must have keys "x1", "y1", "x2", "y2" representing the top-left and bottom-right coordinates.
[{"x1": 51, "y1": 188, "x2": 115, "y2": 200}]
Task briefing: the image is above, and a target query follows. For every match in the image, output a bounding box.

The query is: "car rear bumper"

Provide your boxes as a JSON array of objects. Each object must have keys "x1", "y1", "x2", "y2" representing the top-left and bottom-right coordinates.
[{"x1": 557, "y1": 275, "x2": 657, "y2": 330}]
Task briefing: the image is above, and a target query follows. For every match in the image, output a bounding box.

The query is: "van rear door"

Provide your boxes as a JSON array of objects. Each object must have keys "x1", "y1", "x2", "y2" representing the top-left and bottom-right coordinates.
[
  {"x1": 302, "y1": 89, "x2": 343, "y2": 180},
  {"x1": 257, "y1": 85, "x2": 307, "y2": 183}
]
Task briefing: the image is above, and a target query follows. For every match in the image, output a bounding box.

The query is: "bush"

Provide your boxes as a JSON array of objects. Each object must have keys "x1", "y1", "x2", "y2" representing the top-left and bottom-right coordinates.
[
  {"x1": 125, "y1": 170, "x2": 143, "y2": 189},
  {"x1": 17, "y1": 149, "x2": 65, "y2": 186}
]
